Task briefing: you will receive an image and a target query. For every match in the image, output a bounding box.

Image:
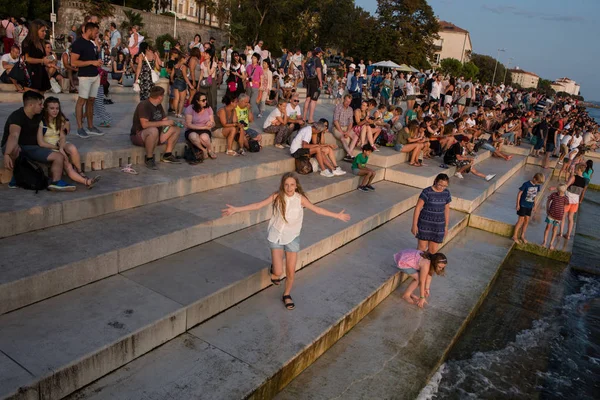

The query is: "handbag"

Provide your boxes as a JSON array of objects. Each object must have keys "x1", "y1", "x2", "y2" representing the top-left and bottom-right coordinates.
[
  {"x1": 8, "y1": 59, "x2": 31, "y2": 87},
  {"x1": 49, "y1": 78, "x2": 61, "y2": 94},
  {"x1": 122, "y1": 73, "x2": 134, "y2": 87},
  {"x1": 143, "y1": 54, "x2": 159, "y2": 84},
  {"x1": 228, "y1": 80, "x2": 237, "y2": 92},
  {"x1": 295, "y1": 157, "x2": 313, "y2": 175}
]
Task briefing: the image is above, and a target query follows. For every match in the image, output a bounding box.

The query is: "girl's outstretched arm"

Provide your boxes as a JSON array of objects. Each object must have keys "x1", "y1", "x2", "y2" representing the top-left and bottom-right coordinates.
[
  {"x1": 301, "y1": 196, "x2": 350, "y2": 222},
  {"x1": 222, "y1": 193, "x2": 276, "y2": 216}
]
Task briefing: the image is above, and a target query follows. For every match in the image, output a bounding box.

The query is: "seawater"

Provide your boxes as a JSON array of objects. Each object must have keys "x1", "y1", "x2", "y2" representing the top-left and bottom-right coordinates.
[
  {"x1": 418, "y1": 191, "x2": 600, "y2": 399},
  {"x1": 585, "y1": 106, "x2": 600, "y2": 124}
]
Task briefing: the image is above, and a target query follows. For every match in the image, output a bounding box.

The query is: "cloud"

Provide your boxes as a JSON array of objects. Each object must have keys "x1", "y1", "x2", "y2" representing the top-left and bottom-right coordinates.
[{"x1": 482, "y1": 4, "x2": 586, "y2": 23}]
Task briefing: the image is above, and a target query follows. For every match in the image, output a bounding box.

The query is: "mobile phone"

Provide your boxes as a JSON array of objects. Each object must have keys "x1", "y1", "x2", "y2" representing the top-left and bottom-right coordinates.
[{"x1": 47, "y1": 55, "x2": 56, "y2": 62}]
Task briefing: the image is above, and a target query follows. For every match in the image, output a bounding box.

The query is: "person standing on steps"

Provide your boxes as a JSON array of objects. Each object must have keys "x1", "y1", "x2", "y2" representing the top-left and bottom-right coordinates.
[
  {"x1": 70, "y1": 22, "x2": 104, "y2": 138},
  {"x1": 412, "y1": 173, "x2": 451, "y2": 254},
  {"x1": 512, "y1": 172, "x2": 545, "y2": 244},
  {"x1": 394, "y1": 249, "x2": 448, "y2": 308},
  {"x1": 303, "y1": 47, "x2": 323, "y2": 124},
  {"x1": 221, "y1": 172, "x2": 351, "y2": 310},
  {"x1": 542, "y1": 184, "x2": 569, "y2": 250}
]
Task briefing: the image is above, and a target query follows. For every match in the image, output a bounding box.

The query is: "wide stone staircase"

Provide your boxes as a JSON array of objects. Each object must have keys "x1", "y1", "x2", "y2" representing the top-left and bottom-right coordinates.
[{"x1": 0, "y1": 110, "x2": 581, "y2": 399}]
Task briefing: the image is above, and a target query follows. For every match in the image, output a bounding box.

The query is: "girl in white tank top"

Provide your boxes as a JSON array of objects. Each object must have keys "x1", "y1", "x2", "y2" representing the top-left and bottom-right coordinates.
[{"x1": 222, "y1": 172, "x2": 350, "y2": 310}]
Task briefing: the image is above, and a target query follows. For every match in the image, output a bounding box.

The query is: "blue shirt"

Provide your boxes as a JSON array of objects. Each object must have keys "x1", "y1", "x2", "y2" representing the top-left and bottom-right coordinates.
[
  {"x1": 366, "y1": 65, "x2": 374, "y2": 75},
  {"x1": 110, "y1": 30, "x2": 121, "y2": 49},
  {"x1": 519, "y1": 181, "x2": 541, "y2": 208}
]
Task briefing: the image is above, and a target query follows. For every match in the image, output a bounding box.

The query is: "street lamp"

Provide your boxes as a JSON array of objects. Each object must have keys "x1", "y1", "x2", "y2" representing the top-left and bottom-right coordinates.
[
  {"x1": 491, "y1": 48, "x2": 506, "y2": 86},
  {"x1": 503, "y1": 57, "x2": 514, "y2": 85}
]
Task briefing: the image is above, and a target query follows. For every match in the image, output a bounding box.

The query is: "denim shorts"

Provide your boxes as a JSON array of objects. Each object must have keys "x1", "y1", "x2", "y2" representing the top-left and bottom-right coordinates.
[
  {"x1": 400, "y1": 267, "x2": 419, "y2": 275},
  {"x1": 545, "y1": 216, "x2": 561, "y2": 226},
  {"x1": 268, "y1": 236, "x2": 300, "y2": 253},
  {"x1": 352, "y1": 168, "x2": 361, "y2": 175}
]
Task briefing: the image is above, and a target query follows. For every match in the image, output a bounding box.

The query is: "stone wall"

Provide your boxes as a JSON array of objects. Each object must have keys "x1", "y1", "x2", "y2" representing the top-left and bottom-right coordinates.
[{"x1": 56, "y1": 1, "x2": 227, "y2": 49}]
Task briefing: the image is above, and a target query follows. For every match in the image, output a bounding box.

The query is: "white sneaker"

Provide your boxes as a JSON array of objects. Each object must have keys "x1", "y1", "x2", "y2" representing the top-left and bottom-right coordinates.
[
  {"x1": 455, "y1": 172, "x2": 464, "y2": 179},
  {"x1": 320, "y1": 169, "x2": 334, "y2": 178},
  {"x1": 333, "y1": 166, "x2": 347, "y2": 176},
  {"x1": 485, "y1": 174, "x2": 496, "y2": 181}
]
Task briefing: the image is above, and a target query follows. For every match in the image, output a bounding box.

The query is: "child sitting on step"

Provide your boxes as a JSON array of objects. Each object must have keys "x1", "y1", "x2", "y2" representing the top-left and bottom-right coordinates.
[
  {"x1": 36, "y1": 97, "x2": 101, "y2": 188},
  {"x1": 542, "y1": 184, "x2": 569, "y2": 250},
  {"x1": 394, "y1": 249, "x2": 448, "y2": 308},
  {"x1": 512, "y1": 172, "x2": 545, "y2": 244}
]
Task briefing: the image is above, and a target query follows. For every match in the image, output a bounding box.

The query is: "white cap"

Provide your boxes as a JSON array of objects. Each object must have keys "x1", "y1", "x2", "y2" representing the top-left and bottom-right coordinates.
[
  {"x1": 376, "y1": 69, "x2": 381, "y2": 72},
  {"x1": 349, "y1": 63, "x2": 356, "y2": 69}
]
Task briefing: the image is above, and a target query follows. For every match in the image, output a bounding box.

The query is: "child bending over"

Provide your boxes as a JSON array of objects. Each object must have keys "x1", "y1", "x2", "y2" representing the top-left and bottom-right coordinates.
[{"x1": 395, "y1": 249, "x2": 448, "y2": 308}]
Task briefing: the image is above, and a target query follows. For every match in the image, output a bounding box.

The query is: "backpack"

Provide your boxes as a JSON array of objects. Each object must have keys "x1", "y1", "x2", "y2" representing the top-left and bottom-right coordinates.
[
  {"x1": 304, "y1": 57, "x2": 317, "y2": 79},
  {"x1": 183, "y1": 143, "x2": 204, "y2": 165},
  {"x1": 295, "y1": 157, "x2": 313, "y2": 175},
  {"x1": 13, "y1": 155, "x2": 49, "y2": 192},
  {"x1": 248, "y1": 139, "x2": 260, "y2": 152}
]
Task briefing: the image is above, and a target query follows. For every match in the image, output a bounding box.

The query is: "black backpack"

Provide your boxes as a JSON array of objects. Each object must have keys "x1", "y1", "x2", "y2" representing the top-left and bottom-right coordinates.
[
  {"x1": 183, "y1": 144, "x2": 204, "y2": 165},
  {"x1": 304, "y1": 57, "x2": 317, "y2": 79},
  {"x1": 13, "y1": 155, "x2": 48, "y2": 192},
  {"x1": 248, "y1": 139, "x2": 260, "y2": 152}
]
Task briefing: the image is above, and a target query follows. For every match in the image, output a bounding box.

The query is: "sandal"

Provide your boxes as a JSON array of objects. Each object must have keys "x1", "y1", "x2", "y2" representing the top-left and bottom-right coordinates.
[
  {"x1": 86, "y1": 175, "x2": 101, "y2": 189},
  {"x1": 274, "y1": 144, "x2": 285, "y2": 149},
  {"x1": 208, "y1": 150, "x2": 217, "y2": 159},
  {"x1": 121, "y1": 164, "x2": 138, "y2": 175},
  {"x1": 270, "y1": 265, "x2": 283, "y2": 286},
  {"x1": 226, "y1": 150, "x2": 239, "y2": 156},
  {"x1": 282, "y1": 295, "x2": 295, "y2": 310}
]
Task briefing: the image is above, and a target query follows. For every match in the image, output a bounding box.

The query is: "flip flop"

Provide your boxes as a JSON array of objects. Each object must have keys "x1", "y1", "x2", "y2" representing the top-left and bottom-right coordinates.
[
  {"x1": 270, "y1": 265, "x2": 283, "y2": 285},
  {"x1": 121, "y1": 164, "x2": 138, "y2": 175},
  {"x1": 282, "y1": 295, "x2": 295, "y2": 310},
  {"x1": 86, "y1": 176, "x2": 101, "y2": 189}
]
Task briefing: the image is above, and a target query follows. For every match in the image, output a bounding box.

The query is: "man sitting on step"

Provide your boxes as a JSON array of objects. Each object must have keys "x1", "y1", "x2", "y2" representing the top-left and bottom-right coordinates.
[
  {"x1": 130, "y1": 86, "x2": 181, "y2": 170},
  {"x1": 289, "y1": 121, "x2": 346, "y2": 178},
  {"x1": 2, "y1": 91, "x2": 76, "y2": 191}
]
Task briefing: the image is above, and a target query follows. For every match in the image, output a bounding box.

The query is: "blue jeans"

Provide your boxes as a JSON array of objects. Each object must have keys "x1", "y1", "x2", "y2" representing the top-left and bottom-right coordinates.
[
  {"x1": 502, "y1": 132, "x2": 515, "y2": 143},
  {"x1": 480, "y1": 142, "x2": 496, "y2": 153}
]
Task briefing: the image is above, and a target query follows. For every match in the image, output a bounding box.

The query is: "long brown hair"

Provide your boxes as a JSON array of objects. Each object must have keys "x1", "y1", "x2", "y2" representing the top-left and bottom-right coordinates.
[
  {"x1": 272, "y1": 172, "x2": 307, "y2": 223},
  {"x1": 23, "y1": 20, "x2": 48, "y2": 53},
  {"x1": 420, "y1": 252, "x2": 448, "y2": 276},
  {"x1": 42, "y1": 97, "x2": 67, "y2": 134}
]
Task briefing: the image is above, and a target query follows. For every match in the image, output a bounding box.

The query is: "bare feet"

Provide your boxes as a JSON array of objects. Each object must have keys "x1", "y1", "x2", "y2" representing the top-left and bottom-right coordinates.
[
  {"x1": 541, "y1": 242, "x2": 547, "y2": 248},
  {"x1": 402, "y1": 294, "x2": 415, "y2": 304},
  {"x1": 512, "y1": 237, "x2": 521, "y2": 244},
  {"x1": 520, "y1": 237, "x2": 528, "y2": 244},
  {"x1": 410, "y1": 294, "x2": 420, "y2": 302},
  {"x1": 549, "y1": 245, "x2": 555, "y2": 250}
]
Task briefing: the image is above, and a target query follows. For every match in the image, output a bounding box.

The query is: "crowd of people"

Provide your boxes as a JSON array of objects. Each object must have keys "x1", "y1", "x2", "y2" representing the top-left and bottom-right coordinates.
[{"x1": 1, "y1": 14, "x2": 598, "y2": 310}]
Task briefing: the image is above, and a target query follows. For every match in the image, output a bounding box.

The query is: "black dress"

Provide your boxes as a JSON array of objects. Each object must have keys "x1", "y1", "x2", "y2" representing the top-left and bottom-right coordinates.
[{"x1": 24, "y1": 43, "x2": 50, "y2": 92}]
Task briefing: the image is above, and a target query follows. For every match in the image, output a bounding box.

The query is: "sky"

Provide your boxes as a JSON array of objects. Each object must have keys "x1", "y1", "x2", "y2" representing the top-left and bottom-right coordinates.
[{"x1": 355, "y1": 0, "x2": 598, "y2": 100}]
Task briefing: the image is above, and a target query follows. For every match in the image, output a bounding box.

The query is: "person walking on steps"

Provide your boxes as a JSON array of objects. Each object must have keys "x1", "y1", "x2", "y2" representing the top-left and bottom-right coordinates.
[{"x1": 221, "y1": 172, "x2": 351, "y2": 310}]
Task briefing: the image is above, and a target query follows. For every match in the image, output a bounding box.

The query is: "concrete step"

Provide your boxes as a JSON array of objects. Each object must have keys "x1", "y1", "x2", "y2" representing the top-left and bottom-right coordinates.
[
  {"x1": 63, "y1": 208, "x2": 469, "y2": 400},
  {"x1": 0, "y1": 146, "x2": 296, "y2": 239},
  {"x1": 357, "y1": 145, "x2": 409, "y2": 168},
  {"x1": 276, "y1": 228, "x2": 514, "y2": 400},
  {"x1": 447, "y1": 154, "x2": 527, "y2": 213},
  {"x1": 385, "y1": 149, "x2": 492, "y2": 189},
  {"x1": 0, "y1": 181, "x2": 424, "y2": 400},
  {"x1": 469, "y1": 172, "x2": 573, "y2": 261},
  {"x1": 0, "y1": 157, "x2": 359, "y2": 314}
]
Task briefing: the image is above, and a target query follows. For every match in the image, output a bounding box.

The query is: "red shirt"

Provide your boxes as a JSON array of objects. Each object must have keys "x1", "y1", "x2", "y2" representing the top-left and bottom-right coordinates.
[{"x1": 548, "y1": 192, "x2": 569, "y2": 220}]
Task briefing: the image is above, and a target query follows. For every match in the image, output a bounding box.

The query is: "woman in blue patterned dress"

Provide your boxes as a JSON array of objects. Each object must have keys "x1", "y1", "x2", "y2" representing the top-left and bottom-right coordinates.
[{"x1": 411, "y1": 173, "x2": 451, "y2": 254}]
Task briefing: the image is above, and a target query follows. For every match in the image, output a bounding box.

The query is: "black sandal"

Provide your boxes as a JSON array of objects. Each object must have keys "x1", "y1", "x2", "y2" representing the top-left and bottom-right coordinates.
[
  {"x1": 270, "y1": 265, "x2": 283, "y2": 286},
  {"x1": 282, "y1": 295, "x2": 295, "y2": 310}
]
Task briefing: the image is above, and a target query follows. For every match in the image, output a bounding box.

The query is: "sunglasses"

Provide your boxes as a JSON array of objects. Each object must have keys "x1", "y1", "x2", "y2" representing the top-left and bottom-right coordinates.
[
  {"x1": 199, "y1": 98, "x2": 207, "y2": 102},
  {"x1": 292, "y1": 100, "x2": 299, "y2": 103}
]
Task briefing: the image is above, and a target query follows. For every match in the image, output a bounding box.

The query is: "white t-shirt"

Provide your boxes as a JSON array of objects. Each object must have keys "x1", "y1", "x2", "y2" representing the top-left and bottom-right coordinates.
[
  {"x1": 264, "y1": 108, "x2": 283, "y2": 129},
  {"x1": 290, "y1": 126, "x2": 313, "y2": 154},
  {"x1": 570, "y1": 135, "x2": 583, "y2": 149},
  {"x1": 431, "y1": 81, "x2": 442, "y2": 98},
  {"x1": 286, "y1": 104, "x2": 302, "y2": 120},
  {"x1": 466, "y1": 117, "x2": 476, "y2": 128},
  {"x1": 358, "y1": 63, "x2": 365, "y2": 75},
  {"x1": 291, "y1": 54, "x2": 303, "y2": 69},
  {"x1": 560, "y1": 134, "x2": 572, "y2": 146},
  {"x1": 0, "y1": 53, "x2": 18, "y2": 76}
]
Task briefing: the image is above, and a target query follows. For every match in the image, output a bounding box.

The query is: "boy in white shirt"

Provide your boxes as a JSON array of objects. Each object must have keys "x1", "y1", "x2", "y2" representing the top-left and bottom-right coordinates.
[
  {"x1": 290, "y1": 121, "x2": 346, "y2": 178},
  {"x1": 286, "y1": 93, "x2": 305, "y2": 132}
]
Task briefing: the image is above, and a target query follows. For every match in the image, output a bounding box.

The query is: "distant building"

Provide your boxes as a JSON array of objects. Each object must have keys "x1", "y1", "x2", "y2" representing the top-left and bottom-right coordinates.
[
  {"x1": 170, "y1": 0, "x2": 220, "y2": 27},
  {"x1": 510, "y1": 67, "x2": 539, "y2": 89},
  {"x1": 432, "y1": 20, "x2": 472, "y2": 67},
  {"x1": 551, "y1": 77, "x2": 580, "y2": 96}
]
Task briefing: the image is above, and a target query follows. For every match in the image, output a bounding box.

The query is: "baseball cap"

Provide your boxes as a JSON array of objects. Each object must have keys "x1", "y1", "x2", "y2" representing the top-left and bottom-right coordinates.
[
  {"x1": 376, "y1": 69, "x2": 381, "y2": 72},
  {"x1": 349, "y1": 63, "x2": 356, "y2": 69},
  {"x1": 314, "y1": 47, "x2": 323, "y2": 54}
]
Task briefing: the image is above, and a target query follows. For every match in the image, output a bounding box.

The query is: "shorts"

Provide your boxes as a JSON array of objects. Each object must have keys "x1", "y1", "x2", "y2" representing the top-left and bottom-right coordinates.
[
  {"x1": 560, "y1": 144, "x2": 568, "y2": 155},
  {"x1": 172, "y1": 79, "x2": 187, "y2": 91},
  {"x1": 306, "y1": 78, "x2": 320, "y2": 101},
  {"x1": 0, "y1": 71, "x2": 11, "y2": 84},
  {"x1": 352, "y1": 168, "x2": 361, "y2": 175},
  {"x1": 545, "y1": 216, "x2": 561, "y2": 226},
  {"x1": 130, "y1": 127, "x2": 168, "y2": 147},
  {"x1": 457, "y1": 97, "x2": 467, "y2": 106},
  {"x1": 517, "y1": 207, "x2": 533, "y2": 217},
  {"x1": 78, "y1": 75, "x2": 101, "y2": 100},
  {"x1": 546, "y1": 142, "x2": 555, "y2": 153},
  {"x1": 268, "y1": 236, "x2": 300, "y2": 253},
  {"x1": 406, "y1": 95, "x2": 416, "y2": 101},
  {"x1": 399, "y1": 267, "x2": 419, "y2": 275},
  {"x1": 246, "y1": 128, "x2": 260, "y2": 139},
  {"x1": 19, "y1": 145, "x2": 54, "y2": 163},
  {"x1": 394, "y1": 143, "x2": 404, "y2": 152},
  {"x1": 185, "y1": 129, "x2": 211, "y2": 141},
  {"x1": 466, "y1": 98, "x2": 472, "y2": 107},
  {"x1": 564, "y1": 203, "x2": 579, "y2": 213}
]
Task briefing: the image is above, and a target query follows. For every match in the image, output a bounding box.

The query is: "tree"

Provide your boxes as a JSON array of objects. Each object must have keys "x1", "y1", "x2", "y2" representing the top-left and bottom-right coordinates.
[
  {"x1": 377, "y1": 0, "x2": 439, "y2": 67},
  {"x1": 439, "y1": 58, "x2": 462, "y2": 77},
  {"x1": 82, "y1": 0, "x2": 115, "y2": 19},
  {"x1": 461, "y1": 62, "x2": 479, "y2": 80},
  {"x1": 0, "y1": 0, "x2": 50, "y2": 21},
  {"x1": 537, "y1": 78, "x2": 555, "y2": 97},
  {"x1": 121, "y1": 9, "x2": 144, "y2": 33},
  {"x1": 470, "y1": 53, "x2": 510, "y2": 85}
]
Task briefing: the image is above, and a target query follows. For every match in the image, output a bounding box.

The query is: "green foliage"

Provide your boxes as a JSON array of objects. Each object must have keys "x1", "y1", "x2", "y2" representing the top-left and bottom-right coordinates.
[
  {"x1": 155, "y1": 33, "x2": 177, "y2": 54},
  {"x1": 439, "y1": 58, "x2": 462, "y2": 77},
  {"x1": 470, "y1": 53, "x2": 511, "y2": 86},
  {"x1": 0, "y1": 0, "x2": 51, "y2": 21},
  {"x1": 537, "y1": 78, "x2": 556, "y2": 97},
  {"x1": 376, "y1": 0, "x2": 440, "y2": 67},
  {"x1": 121, "y1": 9, "x2": 144, "y2": 33},
  {"x1": 461, "y1": 62, "x2": 479, "y2": 80},
  {"x1": 82, "y1": 0, "x2": 115, "y2": 19}
]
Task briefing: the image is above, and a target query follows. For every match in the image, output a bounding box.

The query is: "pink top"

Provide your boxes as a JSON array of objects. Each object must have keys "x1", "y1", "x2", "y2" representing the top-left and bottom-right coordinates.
[
  {"x1": 246, "y1": 64, "x2": 263, "y2": 89},
  {"x1": 184, "y1": 105, "x2": 213, "y2": 127},
  {"x1": 394, "y1": 249, "x2": 423, "y2": 270}
]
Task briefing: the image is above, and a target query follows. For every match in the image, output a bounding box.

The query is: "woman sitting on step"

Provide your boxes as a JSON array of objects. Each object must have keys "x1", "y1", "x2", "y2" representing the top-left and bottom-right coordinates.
[
  {"x1": 222, "y1": 173, "x2": 350, "y2": 310},
  {"x1": 394, "y1": 249, "x2": 448, "y2": 308}
]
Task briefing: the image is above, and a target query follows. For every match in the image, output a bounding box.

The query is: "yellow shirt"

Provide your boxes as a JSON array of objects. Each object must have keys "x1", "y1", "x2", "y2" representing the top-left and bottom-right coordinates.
[{"x1": 40, "y1": 119, "x2": 64, "y2": 147}]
